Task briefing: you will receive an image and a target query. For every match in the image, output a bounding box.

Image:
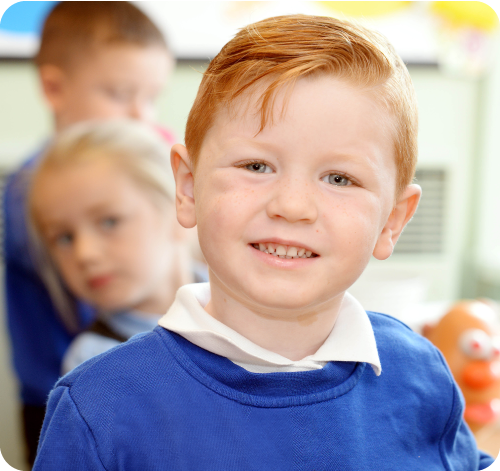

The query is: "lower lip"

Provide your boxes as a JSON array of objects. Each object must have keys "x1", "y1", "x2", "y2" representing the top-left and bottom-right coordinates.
[
  {"x1": 249, "y1": 244, "x2": 317, "y2": 268},
  {"x1": 88, "y1": 275, "x2": 114, "y2": 289}
]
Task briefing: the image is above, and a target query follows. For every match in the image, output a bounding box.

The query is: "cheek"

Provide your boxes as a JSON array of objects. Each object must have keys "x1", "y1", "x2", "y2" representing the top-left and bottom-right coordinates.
[
  {"x1": 141, "y1": 103, "x2": 156, "y2": 121},
  {"x1": 117, "y1": 230, "x2": 157, "y2": 267},
  {"x1": 195, "y1": 175, "x2": 257, "y2": 252},
  {"x1": 55, "y1": 258, "x2": 86, "y2": 295},
  {"x1": 76, "y1": 90, "x2": 124, "y2": 120},
  {"x1": 123, "y1": 221, "x2": 173, "y2": 276},
  {"x1": 322, "y1": 194, "x2": 383, "y2": 254},
  {"x1": 91, "y1": 100, "x2": 125, "y2": 119}
]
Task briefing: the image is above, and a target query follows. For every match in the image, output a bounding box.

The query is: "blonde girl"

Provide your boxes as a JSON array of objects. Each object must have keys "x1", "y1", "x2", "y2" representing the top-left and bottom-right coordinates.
[{"x1": 28, "y1": 120, "x2": 204, "y2": 373}]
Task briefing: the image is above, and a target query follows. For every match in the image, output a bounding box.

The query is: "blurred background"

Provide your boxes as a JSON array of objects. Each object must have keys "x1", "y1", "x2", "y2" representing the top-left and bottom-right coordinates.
[{"x1": 0, "y1": 1, "x2": 499, "y2": 468}]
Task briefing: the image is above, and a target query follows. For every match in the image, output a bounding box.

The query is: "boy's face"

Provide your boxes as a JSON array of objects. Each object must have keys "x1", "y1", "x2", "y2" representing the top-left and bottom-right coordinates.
[
  {"x1": 40, "y1": 44, "x2": 172, "y2": 130},
  {"x1": 174, "y1": 75, "x2": 417, "y2": 319},
  {"x1": 33, "y1": 159, "x2": 178, "y2": 313}
]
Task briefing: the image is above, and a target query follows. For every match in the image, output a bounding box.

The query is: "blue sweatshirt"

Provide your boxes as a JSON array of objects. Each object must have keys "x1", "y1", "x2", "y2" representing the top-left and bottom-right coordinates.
[{"x1": 33, "y1": 313, "x2": 493, "y2": 470}]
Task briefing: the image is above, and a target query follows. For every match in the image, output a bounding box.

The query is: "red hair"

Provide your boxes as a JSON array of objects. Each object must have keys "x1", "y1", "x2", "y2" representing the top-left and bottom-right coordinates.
[{"x1": 185, "y1": 14, "x2": 418, "y2": 196}]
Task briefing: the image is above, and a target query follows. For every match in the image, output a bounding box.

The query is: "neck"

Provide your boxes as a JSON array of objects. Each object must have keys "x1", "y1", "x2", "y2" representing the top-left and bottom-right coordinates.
[{"x1": 204, "y1": 275, "x2": 344, "y2": 361}]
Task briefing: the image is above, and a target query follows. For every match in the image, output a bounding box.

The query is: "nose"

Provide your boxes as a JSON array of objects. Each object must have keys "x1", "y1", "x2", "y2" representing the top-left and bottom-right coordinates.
[
  {"x1": 266, "y1": 175, "x2": 318, "y2": 224},
  {"x1": 462, "y1": 361, "x2": 500, "y2": 389},
  {"x1": 128, "y1": 98, "x2": 153, "y2": 122},
  {"x1": 74, "y1": 231, "x2": 103, "y2": 267}
]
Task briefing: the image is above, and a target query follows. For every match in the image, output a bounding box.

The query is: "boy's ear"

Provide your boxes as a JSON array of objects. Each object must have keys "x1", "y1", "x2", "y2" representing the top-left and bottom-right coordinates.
[
  {"x1": 38, "y1": 64, "x2": 68, "y2": 113},
  {"x1": 372, "y1": 184, "x2": 421, "y2": 261},
  {"x1": 171, "y1": 144, "x2": 197, "y2": 229}
]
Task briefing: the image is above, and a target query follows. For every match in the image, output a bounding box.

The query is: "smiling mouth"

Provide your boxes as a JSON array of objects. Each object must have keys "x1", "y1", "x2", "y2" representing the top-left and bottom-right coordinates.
[{"x1": 251, "y1": 242, "x2": 319, "y2": 259}]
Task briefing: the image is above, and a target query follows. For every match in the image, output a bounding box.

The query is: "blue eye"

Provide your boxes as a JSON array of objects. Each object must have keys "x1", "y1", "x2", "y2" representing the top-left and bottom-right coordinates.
[
  {"x1": 55, "y1": 233, "x2": 73, "y2": 246},
  {"x1": 323, "y1": 174, "x2": 351, "y2": 187},
  {"x1": 244, "y1": 162, "x2": 272, "y2": 174},
  {"x1": 101, "y1": 217, "x2": 119, "y2": 229}
]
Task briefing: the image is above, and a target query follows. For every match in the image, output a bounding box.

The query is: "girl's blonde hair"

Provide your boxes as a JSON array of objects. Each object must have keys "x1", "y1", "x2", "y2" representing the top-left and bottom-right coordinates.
[{"x1": 28, "y1": 120, "x2": 176, "y2": 332}]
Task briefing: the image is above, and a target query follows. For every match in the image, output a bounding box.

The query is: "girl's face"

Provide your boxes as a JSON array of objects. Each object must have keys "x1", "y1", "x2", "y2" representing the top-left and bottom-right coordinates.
[{"x1": 33, "y1": 158, "x2": 180, "y2": 314}]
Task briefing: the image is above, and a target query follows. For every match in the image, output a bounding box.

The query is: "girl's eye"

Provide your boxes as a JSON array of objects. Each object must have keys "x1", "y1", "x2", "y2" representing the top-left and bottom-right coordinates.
[
  {"x1": 101, "y1": 217, "x2": 119, "y2": 229},
  {"x1": 244, "y1": 162, "x2": 272, "y2": 174},
  {"x1": 55, "y1": 233, "x2": 73, "y2": 247},
  {"x1": 323, "y1": 174, "x2": 351, "y2": 187}
]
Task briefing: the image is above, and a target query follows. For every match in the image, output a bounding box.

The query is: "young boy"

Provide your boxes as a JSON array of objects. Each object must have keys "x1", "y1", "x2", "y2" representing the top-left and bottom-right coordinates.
[
  {"x1": 33, "y1": 14, "x2": 494, "y2": 470},
  {"x1": 3, "y1": 1, "x2": 173, "y2": 464}
]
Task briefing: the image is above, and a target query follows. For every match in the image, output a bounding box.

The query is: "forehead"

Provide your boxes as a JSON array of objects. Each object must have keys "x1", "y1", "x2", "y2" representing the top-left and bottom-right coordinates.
[
  {"x1": 201, "y1": 75, "x2": 397, "y2": 178},
  {"x1": 67, "y1": 44, "x2": 172, "y2": 83},
  {"x1": 33, "y1": 160, "x2": 137, "y2": 221}
]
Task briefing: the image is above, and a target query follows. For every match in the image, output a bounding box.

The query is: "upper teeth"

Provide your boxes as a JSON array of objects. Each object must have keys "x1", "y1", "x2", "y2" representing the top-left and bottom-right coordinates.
[{"x1": 254, "y1": 243, "x2": 314, "y2": 259}]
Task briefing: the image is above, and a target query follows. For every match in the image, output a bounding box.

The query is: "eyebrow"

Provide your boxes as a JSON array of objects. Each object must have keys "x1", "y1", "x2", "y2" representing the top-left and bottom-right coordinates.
[
  {"x1": 38, "y1": 200, "x2": 127, "y2": 228},
  {"x1": 223, "y1": 137, "x2": 277, "y2": 154}
]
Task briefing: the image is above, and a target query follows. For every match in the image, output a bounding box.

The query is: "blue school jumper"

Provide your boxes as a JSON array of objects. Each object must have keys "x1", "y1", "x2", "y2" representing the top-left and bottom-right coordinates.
[{"x1": 33, "y1": 313, "x2": 493, "y2": 470}]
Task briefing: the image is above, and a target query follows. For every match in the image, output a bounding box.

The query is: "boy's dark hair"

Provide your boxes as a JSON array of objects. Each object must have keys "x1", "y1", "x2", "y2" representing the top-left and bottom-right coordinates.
[{"x1": 36, "y1": 1, "x2": 168, "y2": 68}]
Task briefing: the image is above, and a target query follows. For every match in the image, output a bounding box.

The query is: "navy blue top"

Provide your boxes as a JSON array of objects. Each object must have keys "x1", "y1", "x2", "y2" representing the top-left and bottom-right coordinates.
[
  {"x1": 33, "y1": 313, "x2": 494, "y2": 470},
  {"x1": 3, "y1": 152, "x2": 95, "y2": 405}
]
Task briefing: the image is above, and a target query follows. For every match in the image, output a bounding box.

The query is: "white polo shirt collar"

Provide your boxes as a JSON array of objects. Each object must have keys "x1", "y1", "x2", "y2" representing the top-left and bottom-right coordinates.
[{"x1": 158, "y1": 283, "x2": 381, "y2": 375}]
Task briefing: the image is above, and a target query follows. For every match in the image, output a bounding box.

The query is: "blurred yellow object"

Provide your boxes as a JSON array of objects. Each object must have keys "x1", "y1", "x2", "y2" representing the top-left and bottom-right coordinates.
[
  {"x1": 317, "y1": 1, "x2": 412, "y2": 18},
  {"x1": 431, "y1": 1, "x2": 499, "y2": 32}
]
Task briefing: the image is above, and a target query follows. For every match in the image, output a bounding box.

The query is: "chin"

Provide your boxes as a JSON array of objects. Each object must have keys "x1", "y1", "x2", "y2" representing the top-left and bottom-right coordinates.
[
  {"x1": 90, "y1": 296, "x2": 129, "y2": 314},
  {"x1": 244, "y1": 287, "x2": 327, "y2": 313}
]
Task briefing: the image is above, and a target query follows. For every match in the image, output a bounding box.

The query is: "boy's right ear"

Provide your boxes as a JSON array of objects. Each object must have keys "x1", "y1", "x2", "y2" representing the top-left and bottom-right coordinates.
[
  {"x1": 171, "y1": 144, "x2": 197, "y2": 229},
  {"x1": 39, "y1": 65, "x2": 67, "y2": 113}
]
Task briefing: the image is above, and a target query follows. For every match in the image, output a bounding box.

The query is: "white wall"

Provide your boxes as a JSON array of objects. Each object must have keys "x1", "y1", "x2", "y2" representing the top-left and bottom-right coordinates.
[{"x1": 474, "y1": 36, "x2": 500, "y2": 285}]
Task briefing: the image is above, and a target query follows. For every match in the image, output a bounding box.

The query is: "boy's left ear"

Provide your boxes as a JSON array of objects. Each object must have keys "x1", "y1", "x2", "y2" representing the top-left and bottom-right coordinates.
[{"x1": 372, "y1": 184, "x2": 421, "y2": 261}]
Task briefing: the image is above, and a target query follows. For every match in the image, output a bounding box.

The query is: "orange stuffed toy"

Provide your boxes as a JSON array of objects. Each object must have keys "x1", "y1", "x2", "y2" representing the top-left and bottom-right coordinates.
[{"x1": 424, "y1": 300, "x2": 500, "y2": 456}]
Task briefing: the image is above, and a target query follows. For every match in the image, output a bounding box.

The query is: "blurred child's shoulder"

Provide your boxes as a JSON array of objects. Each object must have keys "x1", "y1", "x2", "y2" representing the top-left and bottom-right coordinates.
[{"x1": 57, "y1": 327, "x2": 172, "y2": 393}]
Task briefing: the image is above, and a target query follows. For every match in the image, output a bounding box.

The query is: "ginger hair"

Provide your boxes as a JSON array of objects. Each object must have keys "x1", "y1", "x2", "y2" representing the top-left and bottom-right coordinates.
[
  {"x1": 36, "y1": 1, "x2": 168, "y2": 69},
  {"x1": 185, "y1": 14, "x2": 418, "y2": 197}
]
